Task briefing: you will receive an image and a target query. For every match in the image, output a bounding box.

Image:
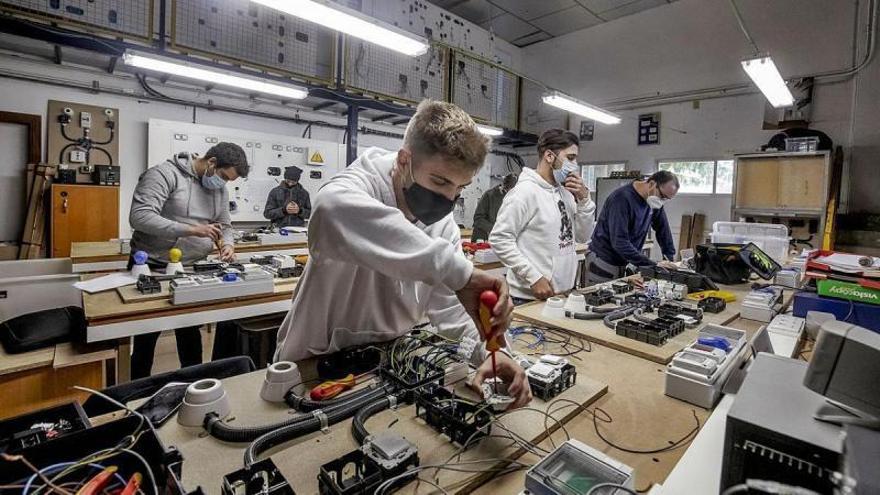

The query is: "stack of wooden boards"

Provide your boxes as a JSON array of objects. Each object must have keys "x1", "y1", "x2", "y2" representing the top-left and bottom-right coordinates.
[{"x1": 19, "y1": 164, "x2": 57, "y2": 259}]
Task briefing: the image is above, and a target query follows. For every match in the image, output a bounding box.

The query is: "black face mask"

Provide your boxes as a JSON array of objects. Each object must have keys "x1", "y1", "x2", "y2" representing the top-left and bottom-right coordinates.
[{"x1": 403, "y1": 162, "x2": 457, "y2": 226}]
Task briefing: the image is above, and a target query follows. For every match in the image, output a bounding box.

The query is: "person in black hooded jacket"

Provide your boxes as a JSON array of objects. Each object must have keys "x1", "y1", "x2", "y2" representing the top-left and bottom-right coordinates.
[{"x1": 263, "y1": 166, "x2": 312, "y2": 227}]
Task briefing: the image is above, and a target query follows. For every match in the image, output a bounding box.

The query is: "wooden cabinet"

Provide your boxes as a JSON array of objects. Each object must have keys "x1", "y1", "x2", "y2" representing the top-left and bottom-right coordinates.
[{"x1": 51, "y1": 184, "x2": 119, "y2": 258}]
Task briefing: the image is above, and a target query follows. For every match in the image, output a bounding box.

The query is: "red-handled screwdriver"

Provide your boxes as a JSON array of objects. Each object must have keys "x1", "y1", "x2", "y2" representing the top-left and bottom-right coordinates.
[{"x1": 479, "y1": 290, "x2": 502, "y2": 394}]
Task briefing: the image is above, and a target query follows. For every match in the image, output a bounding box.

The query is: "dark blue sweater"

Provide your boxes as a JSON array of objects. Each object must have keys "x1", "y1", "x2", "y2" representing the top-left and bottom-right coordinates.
[{"x1": 590, "y1": 183, "x2": 676, "y2": 266}]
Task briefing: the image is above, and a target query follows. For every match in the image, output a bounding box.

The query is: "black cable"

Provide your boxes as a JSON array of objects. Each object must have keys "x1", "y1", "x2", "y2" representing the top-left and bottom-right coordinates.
[
  {"x1": 91, "y1": 128, "x2": 115, "y2": 146},
  {"x1": 351, "y1": 396, "x2": 394, "y2": 445},
  {"x1": 602, "y1": 306, "x2": 638, "y2": 330},
  {"x1": 244, "y1": 386, "x2": 396, "y2": 468},
  {"x1": 59, "y1": 123, "x2": 79, "y2": 143},
  {"x1": 591, "y1": 408, "x2": 700, "y2": 454},
  {"x1": 284, "y1": 382, "x2": 382, "y2": 412},
  {"x1": 205, "y1": 385, "x2": 389, "y2": 443}
]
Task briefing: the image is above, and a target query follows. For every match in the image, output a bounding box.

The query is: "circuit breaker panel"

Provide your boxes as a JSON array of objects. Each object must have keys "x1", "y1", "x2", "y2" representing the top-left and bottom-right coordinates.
[{"x1": 148, "y1": 119, "x2": 344, "y2": 223}]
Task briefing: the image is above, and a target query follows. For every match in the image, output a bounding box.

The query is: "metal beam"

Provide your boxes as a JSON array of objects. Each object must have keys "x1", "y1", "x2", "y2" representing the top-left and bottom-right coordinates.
[
  {"x1": 311, "y1": 101, "x2": 336, "y2": 112},
  {"x1": 53, "y1": 45, "x2": 62, "y2": 65},
  {"x1": 370, "y1": 113, "x2": 397, "y2": 122},
  {"x1": 391, "y1": 118, "x2": 410, "y2": 125},
  {"x1": 346, "y1": 105, "x2": 359, "y2": 166}
]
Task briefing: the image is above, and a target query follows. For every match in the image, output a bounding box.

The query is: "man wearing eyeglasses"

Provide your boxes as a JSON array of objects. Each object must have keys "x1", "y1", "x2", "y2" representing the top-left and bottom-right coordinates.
[
  {"x1": 128, "y1": 142, "x2": 249, "y2": 378},
  {"x1": 490, "y1": 129, "x2": 595, "y2": 302},
  {"x1": 586, "y1": 170, "x2": 680, "y2": 285}
]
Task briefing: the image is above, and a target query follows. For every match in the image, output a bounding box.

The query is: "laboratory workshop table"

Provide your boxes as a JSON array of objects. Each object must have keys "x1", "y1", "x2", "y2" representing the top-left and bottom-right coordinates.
[
  {"x1": 136, "y1": 346, "x2": 607, "y2": 495},
  {"x1": 472, "y1": 288, "x2": 795, "y2": 493},
  {"x1": 70, "y1": 240, "x2": 310, "y2": 273}
]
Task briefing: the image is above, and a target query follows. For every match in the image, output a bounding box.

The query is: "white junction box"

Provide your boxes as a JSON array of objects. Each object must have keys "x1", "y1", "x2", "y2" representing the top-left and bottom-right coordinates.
[
  {"x1": 765, "y1": 314, "x2": 806, "y2": 358},
  {"x1": 740, "y1": 288, "x2": 783, "y2": 322},
  {"x1": 170, "y1": 264, "x2": 274, "y2": 305},
  {"x1": 524, "y1": 439, "x2": 634, "y2": 494},
  {"x1": 665, "y1": 324, "x2": 748, "y2": 408}
]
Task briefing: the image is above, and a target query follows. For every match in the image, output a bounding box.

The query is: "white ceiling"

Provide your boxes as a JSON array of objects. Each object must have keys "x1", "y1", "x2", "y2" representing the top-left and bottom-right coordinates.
[{"x1": 429, "y1": 0, "x2": 678, "y2": 47}]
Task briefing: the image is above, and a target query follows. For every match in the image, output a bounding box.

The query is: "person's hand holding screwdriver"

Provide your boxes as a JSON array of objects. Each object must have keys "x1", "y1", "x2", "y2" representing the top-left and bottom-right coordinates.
[
  {"x1": 188, "y1": 223, "x2": 222, "y2": 241},
  {"x1": 455, "y1": 268, "x2": 513, "y2": 344}
]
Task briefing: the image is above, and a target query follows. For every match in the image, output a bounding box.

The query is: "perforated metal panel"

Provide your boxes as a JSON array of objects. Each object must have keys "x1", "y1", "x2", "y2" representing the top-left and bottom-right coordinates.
[
  {"x1": 452, "y1": 52, "x2": 518, "y2": 128},
  {"x1": 170, "y1": 0, "x2": 335, "y2": 84},
  {"x1": 344, "y1": 39, "x2": 447, "y2": 105},
  {"x1": 0, "y1": 0, "x2": 152, "y2": 39}
]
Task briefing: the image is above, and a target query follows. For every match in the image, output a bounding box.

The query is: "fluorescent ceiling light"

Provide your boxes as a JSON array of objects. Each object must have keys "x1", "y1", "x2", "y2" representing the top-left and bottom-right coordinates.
[
  {"x1": 741, "y1": 56, "x2": 794, "y2": 108},
  {"x1": 476, "y1": 124, "x2": 503, "y2": 137},
  {"x1": 542, "y1": 91, "x2": 621, "y2": 125},
  {"x1": 252, "y1": 0, "x2": 429, "y2": 57},
  {"x1": 123, "y1": 51, "x2": 308, "y2": 100}
]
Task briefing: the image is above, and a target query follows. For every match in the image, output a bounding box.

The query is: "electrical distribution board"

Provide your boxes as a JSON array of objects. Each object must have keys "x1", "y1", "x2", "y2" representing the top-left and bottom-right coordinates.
[{"x1": 148, "y1": 119, "x2": 344, "y2": 223}]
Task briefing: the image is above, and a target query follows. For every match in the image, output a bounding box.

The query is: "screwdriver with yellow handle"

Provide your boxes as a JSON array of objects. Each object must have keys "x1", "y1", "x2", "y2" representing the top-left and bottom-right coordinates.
[
  {"x1": 309, "y1": 374, "x2": 357, "y2": 401},
  {"x1": 479, "y1": 290, "x2": 503, "y2": 394}
]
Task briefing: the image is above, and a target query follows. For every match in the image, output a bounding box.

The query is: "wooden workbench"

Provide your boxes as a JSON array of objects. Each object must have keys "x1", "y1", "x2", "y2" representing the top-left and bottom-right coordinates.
[
  {"x1": 513, "y1": 284, "x2": 754, "y2": 364},
  {"x1": 148, "y1": 353, "x2": 607, "y2": 494}
]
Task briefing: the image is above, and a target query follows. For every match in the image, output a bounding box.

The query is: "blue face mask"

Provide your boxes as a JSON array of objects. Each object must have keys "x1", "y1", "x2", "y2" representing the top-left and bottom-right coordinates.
[
  {"x1": 551, "y1": 154, "x2": 578, "y2": 186},
  {"x1": 201, "y1": 166, "x2": 227, "y2": 190}
]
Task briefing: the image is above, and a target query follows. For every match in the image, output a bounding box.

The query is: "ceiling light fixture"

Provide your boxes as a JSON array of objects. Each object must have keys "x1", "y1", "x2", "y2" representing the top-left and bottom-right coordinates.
[
  {"x1": 741, "y1": 55, "x2": 794, "y2": 108},
  {"x1": 123, "y1": 51, "x2": 309, "y2": 100},
  {"x1": 476, "y1": 124, "x2": 504, "y2": 137},
  {"x1": 252, "y1": 0, "x2": 429, "y2": 57},
  {"x1": 542, "y1": 91, "x2": 621, "y2": 125}
]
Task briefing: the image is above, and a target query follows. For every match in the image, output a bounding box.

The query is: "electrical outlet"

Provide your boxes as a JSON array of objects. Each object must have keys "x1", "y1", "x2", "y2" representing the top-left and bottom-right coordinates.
[
  {"x1": 80, "y1": 111, "x2": 92, "y2": 129},
  {"x1": 78, "y1": 165, "x2": 93, "y2": 174},
  {"x1": 69, "y1": 150, "x2": 87, "y2": 163}
]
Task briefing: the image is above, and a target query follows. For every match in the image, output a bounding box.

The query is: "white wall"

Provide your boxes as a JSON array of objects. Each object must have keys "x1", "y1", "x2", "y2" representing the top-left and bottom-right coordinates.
[{"x1": 520, "y1": 0, "x2": 880, "y2": 225}]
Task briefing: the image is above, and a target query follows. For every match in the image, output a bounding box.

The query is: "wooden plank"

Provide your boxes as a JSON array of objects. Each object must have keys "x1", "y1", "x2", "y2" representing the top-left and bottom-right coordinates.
[
  {"x1": 777, "y1": 156, "x2": 826, "y2": 210},
  {"x1": 70, "y1": 240, "x2": 310, "y2": 264},
  {"x1": 52, "y1": 341, "x2": 117, "y2": 369},
  {"x1": 513, "y1": 284, "x2": 751, "y2": 364},
  {"x1": 20, "y1": 165, "x2": 56, "y2": 259},
  {"x1": 678, "y1": 214, "x2": 693, "y2": 252},
  {"x1": 735, "y1": 158, "x2": 779, "y2": 209},
  {"x1": 149, "y1": 367, "x2": 607, "y2": 494},
  {"x1": 0, "y1": 344, "x2": 55, "y2": 376},
  {"x1": 689, "y1": 213, "x2": 706, "y2": 248}
]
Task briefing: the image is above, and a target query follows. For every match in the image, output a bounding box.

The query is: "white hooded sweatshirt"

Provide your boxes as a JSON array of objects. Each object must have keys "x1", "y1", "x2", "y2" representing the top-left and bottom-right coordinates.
[
  {"x1": 489, "y1": 167, "x2": 595, "y2": 300},
  {"x1": 274, "y1": 148, "x2": 486, "y2": 364}
]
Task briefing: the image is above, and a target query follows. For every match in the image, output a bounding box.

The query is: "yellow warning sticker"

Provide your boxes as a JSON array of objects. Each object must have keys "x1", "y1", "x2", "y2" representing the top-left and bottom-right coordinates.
[{"x1": 309, "y1": 151, "x2": 324, "y2": 164}]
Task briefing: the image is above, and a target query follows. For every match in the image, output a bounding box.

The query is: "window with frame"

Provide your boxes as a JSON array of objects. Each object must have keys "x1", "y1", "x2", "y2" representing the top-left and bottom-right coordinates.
[
  {"x1": 658, "y1": 159, "x2": 734, "y2": 194},
  {"x1": 580, "y1": 162, "x2": 627, "y2": 191}
]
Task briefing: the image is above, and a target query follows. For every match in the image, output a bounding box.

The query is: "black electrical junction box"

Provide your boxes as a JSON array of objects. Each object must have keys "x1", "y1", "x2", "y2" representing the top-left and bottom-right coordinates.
[
  {"x1": 698, "y1": 297, "x2": 727, "y2": 313},
  {"x1": 194, "y1": 261, "x2": 225, "y2": 272},
  {"x1": 317, "y1": 449, "x2": 382, "y2": 495},
  {"x1": 223, "y1": 459, "x2": 294, "y2": 495},
  {"x1": 379, "y1": 356, "x2": 445, "y2": 403},
  {"x1": 611, "y1": 281, "x2": 633, "y2": 294},
  {"x1": 624, "y1": 293, "x2": 656, "y2": 310},
  {"x1": 318, "y1": 345, "x2": 383, "y2": 381},
  {"x1": 250, "y1": 255, "x2": 274, "y2": 265},
  {"x1": 241, "y1": 232, "x2": 260, "y2": 243},
  {"x1": 93, "y1": 165, "x2": 120, "y2": 186},
  {"x1": 277, "y1": 266, "x2": 302, "y2": 279},
  {"x1": 658, "y1": 302, "x2": 703, "y2": 323},
  {"x1": 415, "y1": 384, "x2": 492, "y2": 446},
  {"x1": 584, "y1": 289, "x2": 615, "y2": 307},
  {"x1": 0, "y1": 402, "x2": 90, "y2": 454},
  {"x1": 616, "y1": 318, "x2": 670, "y2": 346},
  {"x1": 528, "y1": 363, "x2": 577, "y2": 401},
  {"x1": 0, "y1": 414, "x2": 198, "y2": 495},
  {"x1": 137, "y1": 274, "x2": 162, "y2": 294}
]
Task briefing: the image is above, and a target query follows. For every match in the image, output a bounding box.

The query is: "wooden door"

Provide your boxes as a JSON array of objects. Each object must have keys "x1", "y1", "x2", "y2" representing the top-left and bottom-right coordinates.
[{"x1": 51, "y1": 184, "x2": 119, "y2": 257}]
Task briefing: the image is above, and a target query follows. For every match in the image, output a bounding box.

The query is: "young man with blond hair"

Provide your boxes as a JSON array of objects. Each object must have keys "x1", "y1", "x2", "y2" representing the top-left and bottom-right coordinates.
[{"x1": 274, "y1": 100, "x2": 531, "y2": 408}]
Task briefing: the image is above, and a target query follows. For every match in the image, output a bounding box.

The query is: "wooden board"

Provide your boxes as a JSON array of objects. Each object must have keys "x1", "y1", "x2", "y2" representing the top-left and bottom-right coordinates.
[
  {"x1": 678, "y1": 214, "x2": 693, "y2": 253},
  {"x1": 689, "y1": 213, "x2": 706, "y2": 249},
  {"x1": 47, "y1": 100, "x2": 119, "y2": 180},
  {"x1": 0, "y1": 344, "x2": 55, "y2": 376},
  {"x1": 512, "y1": 286, "x2": 749, "y2": 364},
  {"x1": 777, "y1": 156, "x2": 826, "y2": 210},
  {"x1": 0, "y1": 358, "x2": 104, "y2": 420},
  {"x1": 735, "y1": 159, "x2": 779, "y2": 209},
  {"x1": 71, "y1": 240, "x2": 310, "y2": 264},
  {"x1": 115, "y1": 277, "x2": 299, "y2": 304},
  {"x1": 151, "y1": 369, "x2": 607, "y2": 495}
]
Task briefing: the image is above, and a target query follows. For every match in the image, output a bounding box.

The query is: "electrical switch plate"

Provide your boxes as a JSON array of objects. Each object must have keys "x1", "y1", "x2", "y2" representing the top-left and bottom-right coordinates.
[
  {"x1": 80, "y1": 111, "x2": 92, "y2": 129},
  {"x1": 69, "y1": 150, "x2": 87, "y2": 163}
]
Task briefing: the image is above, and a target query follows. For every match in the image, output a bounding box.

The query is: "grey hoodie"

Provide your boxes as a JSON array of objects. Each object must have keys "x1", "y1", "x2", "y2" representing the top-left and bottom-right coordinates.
[{"x1": 129, "y1": 153, "x2": 233, "y2": 264}]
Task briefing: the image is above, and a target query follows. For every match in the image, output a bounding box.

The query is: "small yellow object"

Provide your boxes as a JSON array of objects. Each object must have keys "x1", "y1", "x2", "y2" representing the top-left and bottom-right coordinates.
[
  {"x1": 687, "y1": 290, "x2": 737, "y2": 303},
  {"x1": 294, "y1": 255, "x2": 309, "y2": 265},
  {"x1": 169, "y1": 247, "x2": 182, "y2": 263}
]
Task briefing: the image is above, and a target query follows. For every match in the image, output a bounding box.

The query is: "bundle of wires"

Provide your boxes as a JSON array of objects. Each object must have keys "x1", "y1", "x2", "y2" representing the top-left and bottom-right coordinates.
[{"x1": 1, "y1": 386, "x2": 160, "y2": 495}]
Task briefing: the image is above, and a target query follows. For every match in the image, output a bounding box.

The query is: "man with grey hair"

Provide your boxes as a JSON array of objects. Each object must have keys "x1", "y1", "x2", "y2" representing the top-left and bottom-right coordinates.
[{"x1": 274, "y1": 100, "x2": 530, "y2": 409}]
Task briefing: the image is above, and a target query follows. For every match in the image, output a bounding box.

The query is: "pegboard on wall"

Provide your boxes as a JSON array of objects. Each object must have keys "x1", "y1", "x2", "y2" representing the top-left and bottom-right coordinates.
[
  {"x1": 344, "y1": 40, "x2": 447, "y2": 105},
  {"x1": 451, "y1": 52, "x2": 518, "y2": 129},
  {"x1": 170, "y1": 0, "x2": 335, "y2": 84},
  {"x1": 47, "y1": 100, "x2": 119, "y2": 183},
  {"x1": 358, "y1": 0, "x2": 502, "y2": 61},
  {"x1": 519, "y1": 78, "x2": 568, "y2": 136},
  {"x1": 0, "y1": 0, "x2": 152, "y2": 40},
  {"x1": 148, "y1": 119, "x2": 345, "y2": 223}
]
